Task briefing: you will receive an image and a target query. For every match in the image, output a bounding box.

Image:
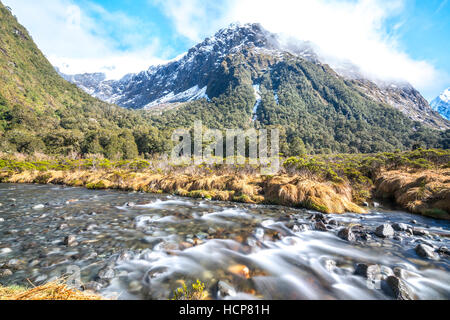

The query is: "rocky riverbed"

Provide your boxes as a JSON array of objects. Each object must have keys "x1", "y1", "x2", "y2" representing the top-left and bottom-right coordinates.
[{"x1": 0, "y1": 183, "x2": 449, "y2": 300}]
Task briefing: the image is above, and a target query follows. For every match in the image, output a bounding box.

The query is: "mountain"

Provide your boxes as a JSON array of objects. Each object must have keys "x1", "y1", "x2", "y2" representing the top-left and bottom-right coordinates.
[
  {"x1": 0, "y1": 2, "x2": 448, "y2": 157},
  {"x1": 0, "y1": 2, "x2": 169, "y2": 158},
  {"x1": 430, "y1": 88, "x2": 450, "y2": 121},
  {"x1": 61, "y1": 23, "x2": 449, "y2": 131}
]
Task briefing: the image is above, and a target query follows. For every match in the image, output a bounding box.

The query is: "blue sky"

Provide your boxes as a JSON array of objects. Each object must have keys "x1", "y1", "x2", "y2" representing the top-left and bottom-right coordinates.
[{"x1": 3, "y1": 0, "x2": 449, "y2": 100}]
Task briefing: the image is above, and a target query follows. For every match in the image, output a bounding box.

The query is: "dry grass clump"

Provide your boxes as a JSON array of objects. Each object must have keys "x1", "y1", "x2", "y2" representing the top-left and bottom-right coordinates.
[
  {"x1": 0, "y1": 281, "x2": 104, "y2": 300},
  {"x1": 264, "y1": 175, "x2": 367, "y2": 214},
  {"x1": 376, "y1": 169, "x2": 450, "y2": 220}
]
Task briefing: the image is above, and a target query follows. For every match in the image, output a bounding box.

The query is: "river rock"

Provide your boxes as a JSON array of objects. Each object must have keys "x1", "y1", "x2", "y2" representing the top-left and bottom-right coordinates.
[
  {"x1": 415, "y1": 244, "x2": 439, "y2": 260},
  {"x1": 63, "y1": 235, "x2": 77, "y2": 246},
  {"x1": 83, "y1": 281, "x2": 103, "y2": 292},
  {"x1": 412, "y1": 228, "x2": 429, "y2": 237},
  {"x1": 0, "y1": 269, "x2": 13, "y2": 278},
  {"x1": 312, "y1": 213, "x2": 327, "y2": 223},
  {"x1": 0, "y1": 218, "x2": 4, "y2": 222},
  {"x1": 58, "y1": 224, "x2": 69, "y2": 230},
  {"x1": 384, "y1": 276, "x2": 414, "y2": 300},
  {"x1": 355, "y1": 263, "x2": 380, "y2": 279},
  {"x1": 324, "y1": 260, "x2": 337, "y2": 272},
  {"x1": 337, "y1": 227, "x2": 356, "y2": 242},
  {"x1": 28, "y1": 259, "x2": 40, "y2": 267},
  {"x1": 314, "y1": 221, "x2": 328, "y2": 232},
  {"x1": 33, "y1": 204, "x2": 45, "y2": 210},
  {"x1": 216, "y1": 281, "x2": 237, "y2": 299},
  {"x1": 437, "y1": 246, "x2": 449, "y2": 256},
  {"x1": 375, "y1": 224, "x2": 394, "y2": 238},
  {"x1": 392, "y1": 223, "x2": 408, "y2": 232},
  {"x1": 97, "y1": 266, "x2": 116, "y2": 280},
  {"x1": 5, "y1": 259, "x2": 23, "y2": 270},
  {"x1": 83, "y1": 224, "x2": 97, "y2": 231},
  {"x1": 328, "y1": 219, "x2": 339, "y2": 226}
]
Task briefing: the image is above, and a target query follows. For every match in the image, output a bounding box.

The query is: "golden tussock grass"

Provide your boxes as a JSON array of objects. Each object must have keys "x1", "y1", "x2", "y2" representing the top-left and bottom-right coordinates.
[
  {"x1": 376, "y1": 168, "x2": 450, "y2": 219},
  {"x1": 0, "y1": 281, "x2": 104, "y2": 300},
  {"x1": 1, "y1": 168, "x2": 368, "y2": 214}
]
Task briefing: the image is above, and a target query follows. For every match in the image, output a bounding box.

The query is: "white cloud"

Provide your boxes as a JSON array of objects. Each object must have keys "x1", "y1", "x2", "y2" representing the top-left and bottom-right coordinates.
[
  {"x1": 156, "y1": 0, "x2": 447, "y2": 98},
  {"x1": 152, "y1": 0, "x2": 229, "y2": 42},
  {"x1": 3, "y1": 0, "x2": 447, "y2": 97},
  {"x1": 3, "y1": 0, "x2": 166, "y2": 79}
]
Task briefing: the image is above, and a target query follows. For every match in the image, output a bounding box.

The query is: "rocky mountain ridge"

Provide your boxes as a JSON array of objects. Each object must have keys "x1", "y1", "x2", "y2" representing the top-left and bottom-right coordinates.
[{"x1": 59, "y1": 23, "x2": 449, "y2": 130}]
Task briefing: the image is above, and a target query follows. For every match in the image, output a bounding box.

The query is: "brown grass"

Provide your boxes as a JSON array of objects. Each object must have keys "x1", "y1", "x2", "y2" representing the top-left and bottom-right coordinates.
[
  {"x1": 375, "y1": 168, "x2": 450, "y2": 219},
  {"x1": 0, "y1": 168, "x2": 367, "y2": 214},
  {"x1": 0, "y1": 281, "x2": 104, "y2": 300}
]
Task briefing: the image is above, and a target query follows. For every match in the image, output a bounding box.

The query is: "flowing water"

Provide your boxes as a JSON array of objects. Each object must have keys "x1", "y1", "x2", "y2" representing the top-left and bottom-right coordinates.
[{"x1": 0, "y1": 183, "x2": 449, "y2": 300}]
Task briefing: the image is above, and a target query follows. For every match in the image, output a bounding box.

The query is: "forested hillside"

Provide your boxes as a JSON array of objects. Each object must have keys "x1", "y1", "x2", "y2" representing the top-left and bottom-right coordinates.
[{"x1": 0, "y1": 3, "x2": 170, "y2": 158}]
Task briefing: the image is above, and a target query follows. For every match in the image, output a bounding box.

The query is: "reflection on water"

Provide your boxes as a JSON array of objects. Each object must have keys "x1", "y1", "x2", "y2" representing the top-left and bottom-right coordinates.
[{"x1": 0, "y1": 183, "x2": 449, "y2": 300}]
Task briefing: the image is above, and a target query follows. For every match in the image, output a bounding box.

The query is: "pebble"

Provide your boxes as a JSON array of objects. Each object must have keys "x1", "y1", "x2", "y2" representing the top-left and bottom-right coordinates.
[
  {"x1": 355, "y1": 263, "x2": 380, "y2": 280},
  {"x1": 328, "y1": 219, "x2": 339, "y2": 226},
  {"x1": 0, "y1": 218, "x2": 4, "y2": 222},
  {"x1": 412, "y1": 228, "x2": 429, "y2": 237},
  {"x1": 375, "y1": 224, "x2": 394, "y2": 238},
  {"x1": 97, "y1": 266, "x2": 116, "y2": 280},
  {"x1": 312, "y1": 213, "x2": 327, "y2": 223},
  {"x1": 58, "y1": 224, "x2": 69, "y2": 230},
  {"x1": 392, "y1": 223, "x2": 408, "y2": 232},
  {"x1": 217, "y1": 281, "x2": 237, "y2": 299},
  {"x1": 63, "y1": 235, "x2": 77, "y2": 247},
  {"x1": 384, "y1": 276, "x2": 414, "y2": 300},
  {"x1": 314, "y1": 221, "x2": 328, "y2": 232},
  {"x1": 437, "y1": 246, "x2": 449, "y2": 256},
  {"x1": 0, "y1": 269, "x2": 13, "y2": 278},
  {"x1": 415, "y1": 244, "x2": 439, "y2": 260},
  {"x1": 324, "y1": 260, "x2": 337, "y2": 272},
  {"x1": 6, "y1": 259, "x2": 23, "y2": 270},
  {"x1": 33, "y1": 204, "x2": 45, "y2": 210},
  {"x1": 83, "y1": 281, "x2": 103, "y2": 292},
  {"x1": 337, "y1": 227, "x2": 356, "y2": 242}
]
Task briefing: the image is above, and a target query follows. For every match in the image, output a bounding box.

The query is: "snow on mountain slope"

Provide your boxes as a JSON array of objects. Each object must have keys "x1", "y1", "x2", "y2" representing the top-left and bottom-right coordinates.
[
  {"x1": 430, "y1": 88, "x2": 450, "y2": 121},
  {"x1": 59, "y1": 22, "x2": 449, "y2": 130}
]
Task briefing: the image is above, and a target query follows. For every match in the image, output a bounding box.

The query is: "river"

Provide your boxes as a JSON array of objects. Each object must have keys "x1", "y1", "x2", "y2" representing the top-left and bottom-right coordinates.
[{"x1": 0, "y1": 183, "x2": 449, "y2": 300}]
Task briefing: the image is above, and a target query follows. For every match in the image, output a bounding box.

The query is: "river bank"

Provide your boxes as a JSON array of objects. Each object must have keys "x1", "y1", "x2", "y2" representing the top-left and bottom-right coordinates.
[{"x1": 0, "y1": 149, "x2": 449, "y2": 218}]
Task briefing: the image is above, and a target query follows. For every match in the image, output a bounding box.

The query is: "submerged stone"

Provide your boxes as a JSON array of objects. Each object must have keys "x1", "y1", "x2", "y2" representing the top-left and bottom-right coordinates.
[{"x1": 375, "y1": 224, "x2": 394, "y2": 238}]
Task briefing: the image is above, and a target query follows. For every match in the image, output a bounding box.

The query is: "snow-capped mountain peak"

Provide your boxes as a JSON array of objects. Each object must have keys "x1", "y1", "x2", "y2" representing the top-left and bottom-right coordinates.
[
  {"x1": 58, "y1": 22, "x2": 449, "y2": 129},
  {"x1": 439, "y1": 88, "x2": 450, "y2": 103},
  {"x1": 430, "y1": 87, "x2": 450, "y2": 121}
]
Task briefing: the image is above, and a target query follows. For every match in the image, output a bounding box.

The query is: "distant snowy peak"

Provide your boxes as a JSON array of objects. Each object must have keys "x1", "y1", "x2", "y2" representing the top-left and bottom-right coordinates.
[
  {"x1": 439, "y1": 88, "x2": 450, "y2": 103},
  {"x1": 430, "y1": 87, "x2": 450, "y2": 121}
]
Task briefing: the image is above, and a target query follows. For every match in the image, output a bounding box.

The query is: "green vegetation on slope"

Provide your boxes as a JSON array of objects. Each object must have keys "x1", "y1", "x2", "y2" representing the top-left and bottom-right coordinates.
[
  {"x1": 0, "y1": 3, "x2": 171, "y2": 159},
  {"x1": 148, "y1": 50, "x2": 449, "y2": 155}
]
